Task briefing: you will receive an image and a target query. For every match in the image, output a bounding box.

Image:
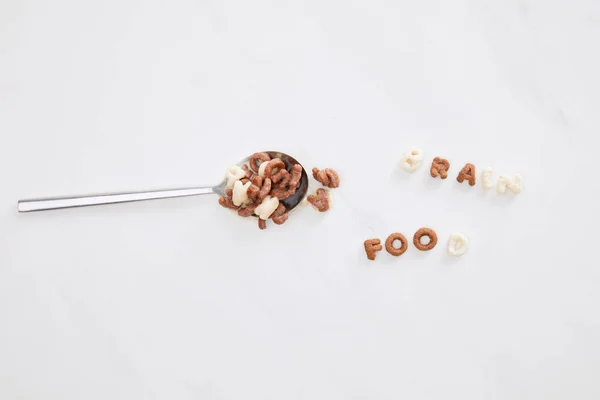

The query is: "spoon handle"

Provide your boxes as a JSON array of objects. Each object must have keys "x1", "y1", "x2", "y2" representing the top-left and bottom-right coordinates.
[{"x1": 17, "y1": 186, "x2": 216, "y2": 213}]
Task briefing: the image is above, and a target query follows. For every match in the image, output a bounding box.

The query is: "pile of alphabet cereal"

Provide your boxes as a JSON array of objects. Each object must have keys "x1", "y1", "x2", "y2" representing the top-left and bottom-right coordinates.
[{"x1": 219, "y1": 152, "x2": 340, "y2": 230}]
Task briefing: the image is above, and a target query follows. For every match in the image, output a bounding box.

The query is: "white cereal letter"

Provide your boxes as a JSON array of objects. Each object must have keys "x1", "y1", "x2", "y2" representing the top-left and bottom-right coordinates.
[
  {"x1": 448, "y1": 233, "x2": 468, "y2": 256},
  {"x1": 482, "y1": 167, "x2": 493, "y2": 189},
  {"x1": 232, "y1": 180, "x2": 252, "y2": 206},
  {"x1": 400, "y1": 147, "x2": 424, "y2": 172},
  {"x1": 498, "y1": 173, "x2": 523, "y2": 194},
  {"x1": 254, "y1": 196, "x2": 279, "y2": 220},
  {"x1": 226, "y1": 166, "x2": 246, "y2": 189}
]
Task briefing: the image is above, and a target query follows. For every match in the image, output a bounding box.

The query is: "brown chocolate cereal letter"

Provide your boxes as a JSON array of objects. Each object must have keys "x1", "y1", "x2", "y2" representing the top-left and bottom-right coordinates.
[
  {"x1": 430, "y1": 157, "x2": 450, "y2": 179},
  {"x1": 258, "y1": 218, "x2": 267, "y2": 230},
  {"x1": 385, "y1": 233, "x2": 408, "y2": 256},
  {"x1": 246, "y1": 175, "x2": 263, "y2": 201},
  {"x1": 272, "y1": 213, "x2": 288, "y2": 225},
  {"x1": 288, "y1": 164, "x2": 303, "y2": 189},
  {"x1": 312, "y1": 168, "x2": 340, "y2": 188},
  {"x1": 271, "y1": 185, "x2": 293, "y2": 200},
  {"x1": 457, "y1": 163, "x2": 476, "y2": 186},
  {"x1": 271, "y1": 169, "x2": 290, "y2": 186},
  {"x1": 264, "y1": 158, "x2": 285, "y2": 178},
  {"x1": 364, "y1": 239, "x2": 383, "y2": 261},
  {"x1": 271, "y1": 204, "x2": 288, "y2": 225},
  {"x1": 251, "y1": 175, "x2": 263, "y2": 187},
  {"x1": 218, "y1": 196, "x2": 237, "y2": 210},
  {"x1": 218, "y1": 189, "x2": 238, "y2": 210},
  {"x1": 241, "y1": 164, "x2": 253, "y2": 179},
  {"x1": 237, "y1": 203, "x2": 257, "y2": 217},
  {"x1": 413, "y1": 228, "x2": 438, "y2": 251},
  {"x1": 247, "y1": 184, "x2": 260, "y2": 200},
  {"x1": 249, "y1": 152, "x2": 271, "y2": 173},
  {"x1": 258, "y1": 178, "x2": 272, "y2": 201},
  {"x1": 307, "y1": 188, "x2": 330, "y2": 212}
]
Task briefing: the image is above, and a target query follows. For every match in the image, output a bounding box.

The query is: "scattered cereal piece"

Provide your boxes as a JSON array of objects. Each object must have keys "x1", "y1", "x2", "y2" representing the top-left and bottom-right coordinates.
[
  {"x1": 413, "y1": 227, "x2": 438, "y2": 251},
  {"x1": 254, "y1": 195, "x2": 279, "y2": 220},
  {"x1": 258, "y1": 218, "x2": 267, "y2": 230},
  {"x1": 364, "y1": 239, "x2": 383, "y2": 260},
  {"x1": 498, "y1": 174, "x2": 522, "y2": 194},
  {"x1": 457, "y1": 163, "x2": 476, "y2": 186},
  {"x1": 385, "y1": 233, "x2": 408, "y2": 256},
  {"x1": 233, "y1": 180, "x2": 252, "y2": 206},
  {"x1": 249, "y1": 152, "x2": 271, "y2": 173},
  {"x1": 307, "y1": 188, "x2": 330, "y2": 212},
  {"x1": 400, "y1": 147, "x2": 424, "y2": 172},
  {"x1": 226, "y1": 166, "x2": 246, "y2": 189},
  {"x1": 312, "y1": 167, "x2": 340, "y2": 188},
  {"x1": 481, "y1": 167, "x2": 493, "y2": 189},
  {"x1": 448, "y1": 233, "x2": 468, "y2": 256},
  {"x1": 430, "y1": 157, "x2": 450, "y2": 179}
]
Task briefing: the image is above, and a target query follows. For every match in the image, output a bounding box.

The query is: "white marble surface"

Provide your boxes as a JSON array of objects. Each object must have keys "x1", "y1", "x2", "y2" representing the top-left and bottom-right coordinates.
[{"x1": 1, "y1": 0, "x2": 600, "y2": 399}]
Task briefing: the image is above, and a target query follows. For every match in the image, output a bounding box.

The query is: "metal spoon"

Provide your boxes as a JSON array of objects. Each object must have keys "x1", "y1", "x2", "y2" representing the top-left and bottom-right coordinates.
[{"x1": 17, "y1": 151, "x2": 309, "y2": 213}]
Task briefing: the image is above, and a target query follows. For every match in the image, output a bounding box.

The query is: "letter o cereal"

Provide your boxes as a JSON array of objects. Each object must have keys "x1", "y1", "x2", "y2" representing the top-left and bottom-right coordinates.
[
  {"x1": 413, "y1": 228, "x2": 438, "y2": 251},
  {"x1": 385, "y1": 233, "x2": 408, "y2": 256}
]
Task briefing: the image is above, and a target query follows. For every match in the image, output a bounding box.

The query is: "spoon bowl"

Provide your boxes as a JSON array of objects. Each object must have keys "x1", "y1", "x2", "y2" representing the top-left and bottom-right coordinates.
[
  {"x1": 214, "y1": 151, "x2": 308, "y2": 213},
  {"x1": 17, "y1": 150, "x2": 309, "y2": 213}
]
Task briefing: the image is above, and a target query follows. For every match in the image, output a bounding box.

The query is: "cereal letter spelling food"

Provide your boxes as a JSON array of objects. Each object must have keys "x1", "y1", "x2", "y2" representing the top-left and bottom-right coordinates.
[
  {"x1": 413, "y1": 228, "x2": 438, "y2": 251},
  {"x1": 448, "y1": 233, "x2": 468, "y2": 256},
  {"x1": 457, "y1": 163, "x2": 476, "y2": 186},
  {"x1": 385, "y1": 233, "x2": 408, "y2": 256},
  {"x1": 312, "y1": 168, "x2": 340, "y2": 188},
  {"x1": 430, "y1": 157, "x2": 450, "y2": 179},
  {"x1": 364, "y1": 239, "x2": 383, "y2": 260}
]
